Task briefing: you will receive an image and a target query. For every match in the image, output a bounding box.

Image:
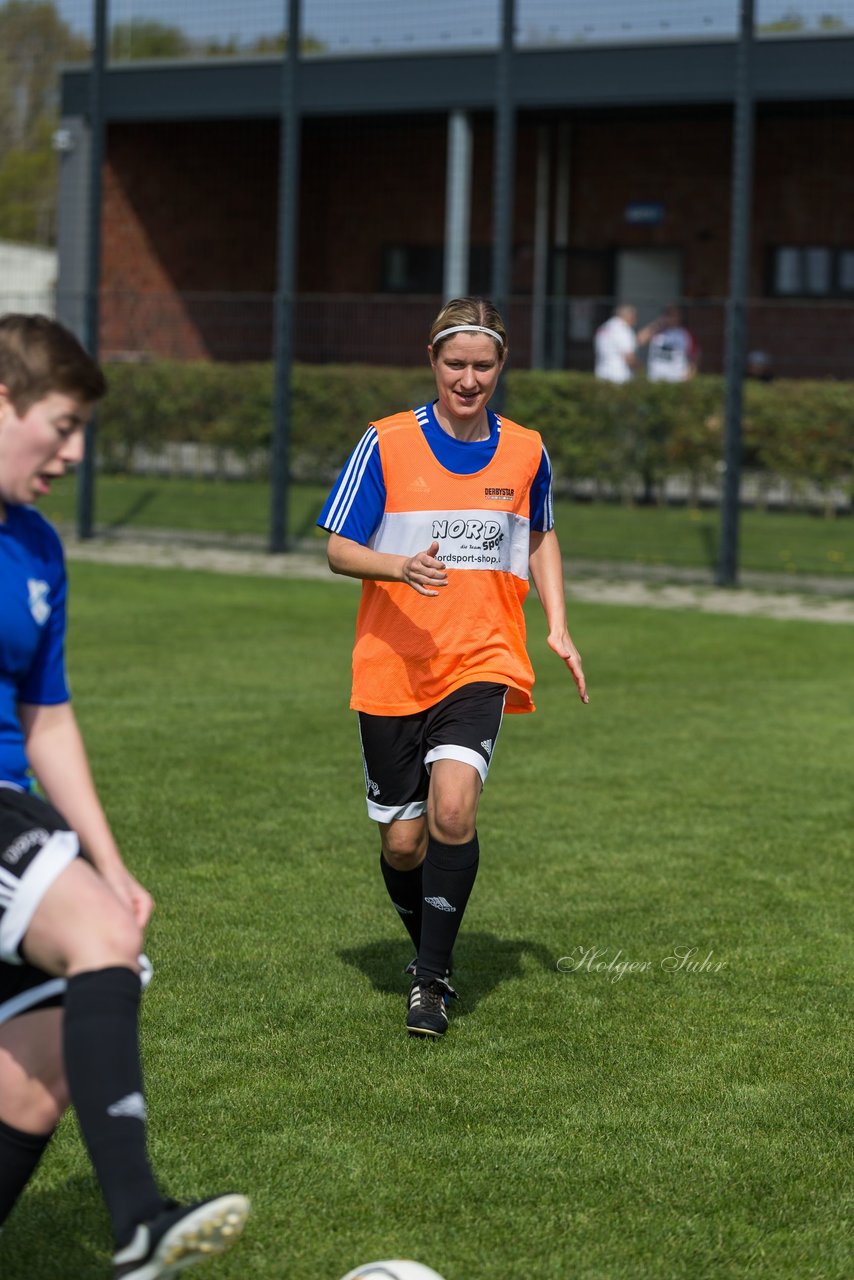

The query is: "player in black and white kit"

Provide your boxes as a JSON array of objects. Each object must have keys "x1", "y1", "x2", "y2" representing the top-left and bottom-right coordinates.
[
  {"x1": 0, "y1": 315, "x2": 249, "y2": 1277},
  {"x1": 646, "y1": 306, "x2": 699, "y2": 382}
]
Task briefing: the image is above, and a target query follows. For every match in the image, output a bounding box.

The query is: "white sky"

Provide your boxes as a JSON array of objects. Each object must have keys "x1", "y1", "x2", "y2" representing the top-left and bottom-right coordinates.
[{"x1": 55, "y1": 0, "x2": 854, "y2": 51}]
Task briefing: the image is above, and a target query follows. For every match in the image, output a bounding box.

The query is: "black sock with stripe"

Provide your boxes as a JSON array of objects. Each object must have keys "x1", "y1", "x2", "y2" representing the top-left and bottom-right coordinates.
[
  {"x1": 380, "y1": 852, "x2": 423, "y2": 949},
  {"x1": 63, "y1": 966, "x2": 164, "y2": 1247},
  {"x1": 417, "y1": 833, "x2": 479, "y2": 982}
]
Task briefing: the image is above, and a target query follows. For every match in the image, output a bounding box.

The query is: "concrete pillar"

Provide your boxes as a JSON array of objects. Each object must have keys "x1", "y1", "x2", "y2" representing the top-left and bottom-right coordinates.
[
  {"x1": 53, "y1": 115, "x2": 90, "y2": 343},
  {"x1": 443, "y1": 109, "x2": 472, "y2": 300}
]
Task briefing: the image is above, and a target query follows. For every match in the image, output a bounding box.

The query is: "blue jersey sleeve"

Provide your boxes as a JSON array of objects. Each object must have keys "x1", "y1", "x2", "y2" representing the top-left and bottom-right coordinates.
[
  {"x1": 17, "y1": 525, "x2": 70, "y2": 707},
  {"x1": 317, "y1": 427, "x2": 387, "y2": 546},
  {"x1": 530, "y1": 445, "x2": 554, "y2": 533}
]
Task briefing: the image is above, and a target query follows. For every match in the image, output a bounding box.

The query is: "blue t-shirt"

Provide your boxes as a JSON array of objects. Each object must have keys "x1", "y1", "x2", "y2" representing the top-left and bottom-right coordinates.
[
  {"x1": 0, "y1": 504, "x2": 70, "y2": 789},
  {"x1": 318, "y1": 402, "x2": 554, "y2": 543}
]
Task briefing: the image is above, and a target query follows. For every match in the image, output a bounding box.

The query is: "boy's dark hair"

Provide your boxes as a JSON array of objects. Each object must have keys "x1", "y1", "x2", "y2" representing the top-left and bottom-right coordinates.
[{"x1": 0, "y1": 313, "x2": 106, "y2": 414}]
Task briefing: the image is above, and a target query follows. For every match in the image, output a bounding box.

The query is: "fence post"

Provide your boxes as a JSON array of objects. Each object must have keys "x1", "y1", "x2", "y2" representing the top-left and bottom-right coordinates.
[
  {"x1": 491, "y1": 0, "x2": 516, "y2": 412},
  {"x1": 269, "y1": 0, "x2": 302, "y2": 554},
  {"x1": 717, "y1": 0, "x2": 755, "y2": 586},
  {"x1": 76, "y1": 0, "x2": 108, "y2": 541}
]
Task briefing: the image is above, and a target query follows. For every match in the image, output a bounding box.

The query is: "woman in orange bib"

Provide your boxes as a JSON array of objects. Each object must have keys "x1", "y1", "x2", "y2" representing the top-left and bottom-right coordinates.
[{"x1": 318, "y1": 297, "x2": 587, "y2": 1038}]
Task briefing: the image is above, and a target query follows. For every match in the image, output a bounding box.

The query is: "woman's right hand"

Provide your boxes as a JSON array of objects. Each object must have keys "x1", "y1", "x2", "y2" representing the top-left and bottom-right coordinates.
[{"x1": 402, "y1": 541, "x2": 448, "y2": 596}]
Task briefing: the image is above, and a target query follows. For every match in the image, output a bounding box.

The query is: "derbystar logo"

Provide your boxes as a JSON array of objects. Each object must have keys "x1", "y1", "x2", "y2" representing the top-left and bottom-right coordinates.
[{"x1": 484, "y1": 486, "x2": 514, "y2": 501}]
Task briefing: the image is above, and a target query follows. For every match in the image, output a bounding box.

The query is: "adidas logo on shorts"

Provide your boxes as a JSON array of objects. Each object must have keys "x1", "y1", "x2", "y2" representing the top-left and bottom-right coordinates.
[{"x1": 481, "y1": 738, "x2": 493, "y2": 757}]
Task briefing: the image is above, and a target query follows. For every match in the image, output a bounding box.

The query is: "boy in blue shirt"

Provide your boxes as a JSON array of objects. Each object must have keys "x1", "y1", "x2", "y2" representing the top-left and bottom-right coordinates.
[{"x1": 0, "y1": 315, "x2": 248, "y2": 1277}]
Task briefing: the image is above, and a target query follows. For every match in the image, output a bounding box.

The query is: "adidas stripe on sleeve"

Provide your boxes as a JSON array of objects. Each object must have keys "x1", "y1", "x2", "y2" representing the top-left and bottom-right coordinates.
[
  {"x1": 316, "y1": 426, "x2": 387, "y2": 547},
  {"x1": 317, "y1": 422, "x2": 554, "y2": 542},
  {"x1": 530, "y1": 445, "x2": 554, "y2": 533}
]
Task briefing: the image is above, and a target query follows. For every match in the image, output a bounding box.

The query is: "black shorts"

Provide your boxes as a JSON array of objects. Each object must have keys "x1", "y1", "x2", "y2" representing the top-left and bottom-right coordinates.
[
  {"x1": 0, "y1": 787, "x2": 79, "y2": 965},
  {"x1": 357, "y1": 681, "x2": 508, "y2": 823},
  {"x1": 0, "y1": 959, "x2": 67, "y2": 1027},
  {"x1": 0, "y1": 955, "x2": 153, "y2": 1030},
  {"x1": 0, "y1": 788, "x2": 154, "y2": 1028},
  {"x1": 0, "y1": 787, "x2": 79, "y2": 1027}
]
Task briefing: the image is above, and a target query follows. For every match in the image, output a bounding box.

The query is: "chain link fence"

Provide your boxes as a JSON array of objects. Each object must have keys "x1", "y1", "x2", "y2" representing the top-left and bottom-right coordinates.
[{"x1": 1, "y1": 1, "x2": 852, "y2": 559}]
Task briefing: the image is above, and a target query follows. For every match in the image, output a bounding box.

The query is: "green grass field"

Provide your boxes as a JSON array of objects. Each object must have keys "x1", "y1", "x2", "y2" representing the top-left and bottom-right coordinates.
[
  {"x1": 41, "y1": 474, "x2": 854, "y2": 580},
  {"x1": 2, "y1": 564, "x2": 852, "y2": 1280}
]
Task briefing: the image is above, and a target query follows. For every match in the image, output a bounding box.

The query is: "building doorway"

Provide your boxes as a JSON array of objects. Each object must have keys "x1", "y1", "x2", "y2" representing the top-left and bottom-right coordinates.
[{"x1": 615, "y1": 249, "x2": 682, "y2": 328}]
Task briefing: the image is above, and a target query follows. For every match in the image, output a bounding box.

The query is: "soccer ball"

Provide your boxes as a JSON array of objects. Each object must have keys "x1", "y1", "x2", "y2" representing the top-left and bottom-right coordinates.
[{"x1": 340, "y1": 1263, "x2": 447, "y2": 1280}]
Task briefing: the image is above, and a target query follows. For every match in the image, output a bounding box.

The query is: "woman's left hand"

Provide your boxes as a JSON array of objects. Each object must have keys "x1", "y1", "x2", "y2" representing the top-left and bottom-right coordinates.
[
  {"x1": 102, "y1": 864, "x2": 155, "y2": 930},
  {"x1": 548, "y1": 630, "x2": 588, "y2": 703}
]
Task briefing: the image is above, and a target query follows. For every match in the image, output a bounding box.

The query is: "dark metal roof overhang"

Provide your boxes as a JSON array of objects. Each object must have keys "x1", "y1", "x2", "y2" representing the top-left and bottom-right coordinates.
[{"x1": 60, "y1": 36, "x2": 854, "y2": 122}]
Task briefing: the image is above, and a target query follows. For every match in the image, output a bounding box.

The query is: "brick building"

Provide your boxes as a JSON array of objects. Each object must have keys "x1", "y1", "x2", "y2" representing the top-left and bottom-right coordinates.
[{"x1": 58, "y1": 34, "x2": 854, "y2": 376}]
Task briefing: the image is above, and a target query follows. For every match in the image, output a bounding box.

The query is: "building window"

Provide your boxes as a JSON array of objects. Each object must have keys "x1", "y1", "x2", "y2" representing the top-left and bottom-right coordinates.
[
  {"x1": 838, "y1": 250, "x2": 854, "y2": 293},
  {"x1": 770, "y1": 246, "x2": 854, "y2": 297},
  {"x1": 382, "y1": 246, "x2": 443, "y2": 293},
  {"x1": 381, "y1": 245, "x2": 493, "y2": 294}
]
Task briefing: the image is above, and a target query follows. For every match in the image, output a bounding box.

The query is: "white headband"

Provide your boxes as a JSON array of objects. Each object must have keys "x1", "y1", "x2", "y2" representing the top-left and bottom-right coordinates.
[{"x1": 432, "y1": 324, "x2": 505, "y2": 347}]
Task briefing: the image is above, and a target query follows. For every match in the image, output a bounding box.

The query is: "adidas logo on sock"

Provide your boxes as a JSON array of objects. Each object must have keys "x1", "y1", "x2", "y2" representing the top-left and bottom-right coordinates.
[
  {"x1": 425, "y1": 896, "x2": 456, "y2": 912},
  {"x1": 107, "y1": 1092, "x2": 147, "y2": 1121},
  {"x1": 393, "y1": 901, "x2": 414, "y2": 916}
]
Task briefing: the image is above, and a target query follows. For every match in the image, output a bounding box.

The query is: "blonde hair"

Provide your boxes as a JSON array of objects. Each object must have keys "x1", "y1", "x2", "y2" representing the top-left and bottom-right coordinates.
[{"x1": 429, "y1": 297, "x2": 507, "y2": 355}]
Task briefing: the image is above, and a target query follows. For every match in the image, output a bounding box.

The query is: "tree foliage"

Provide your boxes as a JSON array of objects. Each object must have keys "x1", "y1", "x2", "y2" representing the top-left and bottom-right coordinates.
[
  {"x1": 0, "y1": 1, "x2": 326, "y2": 246},
  {"x1": 109, "y1": 20, "x2": 193, "y2": 61},
  {"x1": 0, "y1": 1, "x2": 87, "y2": 244},
  {"x1": 759, "y1": 8, "x2": 847, "y2": 34},
  {"x1": 0, "y1": 1, "x2": 86, "y2": 150},
  {"x1": 0, "y1": 114, "x2": 58, "y2": 242},
  {"x1": 108, "y1": 19, "x2": 326, "y2": 60}
]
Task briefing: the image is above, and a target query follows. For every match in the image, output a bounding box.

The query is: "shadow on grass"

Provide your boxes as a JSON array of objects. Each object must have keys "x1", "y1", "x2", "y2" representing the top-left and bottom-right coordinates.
[
  {"x1": 339, "y1": 931, "x2": 555, "y2": 1016},
  {"x1": 104, "y1": 487, "x2": 158, "y2": 531},
  {"x1": 1, "y1": 1173, "x2": 106, "y2": 1278}
]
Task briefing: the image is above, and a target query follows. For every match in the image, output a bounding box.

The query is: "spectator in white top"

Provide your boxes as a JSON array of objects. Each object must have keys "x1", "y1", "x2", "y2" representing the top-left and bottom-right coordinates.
[
  {"x1": 646, "y1": 306, "x2": 699, "y2": 383},
  {"x1": 594, "y1": 304, "x2": 657, "y2": 384}
]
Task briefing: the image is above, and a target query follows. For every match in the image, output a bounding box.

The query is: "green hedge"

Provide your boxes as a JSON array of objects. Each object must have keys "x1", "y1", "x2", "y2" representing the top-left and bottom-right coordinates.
[{"x1": 97, "y1": 361, "x2": 854, "y2": 505}]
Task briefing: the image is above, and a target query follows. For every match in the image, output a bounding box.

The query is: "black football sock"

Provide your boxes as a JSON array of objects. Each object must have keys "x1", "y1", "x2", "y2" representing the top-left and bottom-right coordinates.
[
  {"x1": 380, "y1": 852, "x2": 423, "y2": 949},
  {"x1": 417, "y1": 833, "x2": 479, "y2": 982},
  {"x1": 63, "y1": 967, "x2": 164, "y2": 1248},
  {"x1": 0, "y1": 1117, "x2": 54, "y2": 1226}
]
